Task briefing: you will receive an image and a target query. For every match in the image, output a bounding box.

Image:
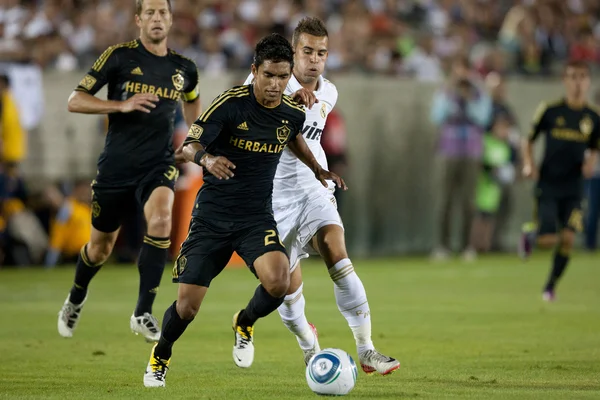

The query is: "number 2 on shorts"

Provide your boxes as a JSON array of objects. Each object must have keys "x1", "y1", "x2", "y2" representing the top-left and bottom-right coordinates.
[{"x1": 264, "y1": 229, "x2": 283, "y2": 246}]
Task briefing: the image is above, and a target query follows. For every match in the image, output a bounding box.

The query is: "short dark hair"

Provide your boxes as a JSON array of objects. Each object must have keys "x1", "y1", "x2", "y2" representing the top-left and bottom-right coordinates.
[
  {"x1": 136, "y1": 0, "x2": 172, "y2": 16},
  {"x1": 564, "y1": 60, "x2": 590, "y2": 74},
  {"x1": 292, "y1": 17, "x2": 328, "y2": 47},
  {"x1": 253, "y1": 33, "x2": 294, "y2": 69}
]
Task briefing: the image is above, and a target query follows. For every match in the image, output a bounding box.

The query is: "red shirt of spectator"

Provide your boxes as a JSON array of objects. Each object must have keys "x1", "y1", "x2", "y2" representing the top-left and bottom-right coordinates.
[{"x1": 570, "y1": 30, "x2": 600, "y2": 64}]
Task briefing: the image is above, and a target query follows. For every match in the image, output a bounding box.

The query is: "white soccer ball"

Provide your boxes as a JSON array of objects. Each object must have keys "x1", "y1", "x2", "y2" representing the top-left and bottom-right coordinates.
[{"x1": 306, "y1": 348, "x2": 357, "y2": 396}]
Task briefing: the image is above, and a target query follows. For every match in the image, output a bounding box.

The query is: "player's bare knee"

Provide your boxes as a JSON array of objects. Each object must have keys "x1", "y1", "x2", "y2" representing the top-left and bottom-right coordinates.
[
  {"x1": 262, "y1": 265, "x2": 290, "y2": 298},
  {"x1": 87, "y1": 241, "x2": 113, "y2": 264},
  {"x1": 146, "y1": 210, "x2": 172, "y2": 237},
  {"x1": 560, "y1": 231, "x2": 575, "y2": 251},
  {"x1": 317, "y1": 227, "x2": 348, "y2": 266},
  {"x1": 537, "y1": 234, "x2": 558, "y2": 249},
  {"x1": 175, "y1": 300, "x2": 199, "y2": 320}
]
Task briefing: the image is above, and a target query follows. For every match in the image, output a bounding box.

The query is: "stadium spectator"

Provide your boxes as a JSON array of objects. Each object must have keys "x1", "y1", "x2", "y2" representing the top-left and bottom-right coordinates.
[
  {"x1": 43, "y1": 180, "x2": 91, "y2": 268},
  {"x1": 430, "y1": 56, "x2": 492, "y2": 260},
  {"x1": 1, "y1": 0, "x2": 600, "y2": 75},
  {"x1": 465, "y1": 114, "x2": 516, "y2": 258},
  {"x1": 484, "y1": 72, "x2": 521, "y2": 251},
  {"x1": 569, "y1": 27, "x2": 600, "y2": 64},
  {"x1": 402, "y1": 33, "x2": 444, "y2": 82},
  {"x1": 0, "y1": 73, "x2": 26, "y2": 166}
]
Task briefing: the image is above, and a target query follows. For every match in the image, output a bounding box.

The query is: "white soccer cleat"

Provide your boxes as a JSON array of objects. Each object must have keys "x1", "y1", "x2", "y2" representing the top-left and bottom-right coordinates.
[
  {"x1": 130, "y1": 313, "x2": 161, "y2": 342},
  {"x1": 359, "y1": 349, "x2": 400, "y2": 375},
  {"x1": 143, "y1": 344, "x2": 169, "y2": 387},
  {"x1": 232, "y1": 310, "x2": 254, "y2": 368},
  {"x1": 303, "y1": 323, "x2": 321, "y2": 365},
  {"x1": 57, "y1": 294, "x2": 87, "y2": 338}
]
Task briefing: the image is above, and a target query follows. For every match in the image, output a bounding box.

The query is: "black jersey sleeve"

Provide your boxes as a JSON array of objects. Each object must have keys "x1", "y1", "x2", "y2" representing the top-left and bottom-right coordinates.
[
  {"x1": 182, "y1": 66, "x2": 200, "y2": 103},
  {"x1": 75, "y1": 46, "x2": 120, "y2": 95},
  {"x1": 529, "y1": 101, "x2": 549, "y2": 142},
  {"x1": 183, "y1": 95, "x2": 232, "y2": 148}
]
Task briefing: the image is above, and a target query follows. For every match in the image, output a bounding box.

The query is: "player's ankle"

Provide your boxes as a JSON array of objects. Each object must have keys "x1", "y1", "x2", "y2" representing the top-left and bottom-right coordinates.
[
  {"x1": 236, "y1": 309, "x2": 254, "y2": 327},
  {"x1": 69, "y1": 285, "x2": 87, "y2": 305}
]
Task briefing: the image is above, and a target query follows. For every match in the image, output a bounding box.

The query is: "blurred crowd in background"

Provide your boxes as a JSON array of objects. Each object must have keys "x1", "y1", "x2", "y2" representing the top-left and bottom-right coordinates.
[
  {"x1": 1, "y1": 0, "x2": 600, "y2": 77},
  {"x1": 1, "y1": 0, "x2": 600, "y2": 267}
]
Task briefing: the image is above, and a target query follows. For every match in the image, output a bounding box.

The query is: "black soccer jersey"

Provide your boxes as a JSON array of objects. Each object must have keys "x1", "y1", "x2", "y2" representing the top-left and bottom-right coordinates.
[
  {"x1": 75, "y1": 39, "x2": 199, "y2": 186},
  {"x1": 183, "y1": 84, "x2": 306, "y2": 222},
  {"x1": 530, "y1": 98, "x2": 600, "y2": 196}
]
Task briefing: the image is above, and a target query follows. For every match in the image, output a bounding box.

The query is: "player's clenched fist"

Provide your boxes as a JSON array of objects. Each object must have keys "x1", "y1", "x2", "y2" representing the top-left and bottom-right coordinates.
[
  {"x1": 291, "y1": 88, "x2": 318, "y2": 110},
  {"x1": 201, "y1": 154, "x2": 236, "y2": 180},
  {"x1": 120, "y1": 93, "x2": 160, "y2": 113}
]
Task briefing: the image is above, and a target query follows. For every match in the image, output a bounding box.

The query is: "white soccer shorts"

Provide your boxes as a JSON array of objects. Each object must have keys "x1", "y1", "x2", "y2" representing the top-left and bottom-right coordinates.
[{"x1": 273, "y1": 191, "x2": 343, "y2": 271}]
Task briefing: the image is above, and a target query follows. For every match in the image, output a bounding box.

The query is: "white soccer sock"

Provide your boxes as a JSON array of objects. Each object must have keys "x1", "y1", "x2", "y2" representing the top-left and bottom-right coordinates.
[
  {"x1": 329, "y1": 258, "x2": 374, "y2": 355},
  {"x1": 277, "y1": 283, "x2": 315, "y2": 350}
]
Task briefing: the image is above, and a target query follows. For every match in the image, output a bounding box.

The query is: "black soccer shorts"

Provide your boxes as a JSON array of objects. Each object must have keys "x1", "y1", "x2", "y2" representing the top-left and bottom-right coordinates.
[
  {"x1": 535, "y1": 195, "x2": 583, "y2": 235},
  {"x1": 91, "y1": 164, "x2": 178, "y2": 233},
  {"x1": 172, "y1": 216, "x2": 288, "y2": 287}
]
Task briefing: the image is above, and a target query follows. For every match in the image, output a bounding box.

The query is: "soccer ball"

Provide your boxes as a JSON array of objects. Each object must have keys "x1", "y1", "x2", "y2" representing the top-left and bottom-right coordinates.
[{"x1": 306, "y1": 348, "x2": 357, "y2": 396}]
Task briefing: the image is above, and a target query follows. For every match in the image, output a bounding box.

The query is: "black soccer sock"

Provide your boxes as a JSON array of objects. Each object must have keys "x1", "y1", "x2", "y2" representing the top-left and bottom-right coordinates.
[
  {"x1": 69, "y1": 245, "x2": 103, "y2": 304},
  {"x1": 545, "y1": 249, "x2": 570, "y2": 291},
  {"x1": 237, "y1": 285, "x2": 285, "y2": 327},
  {"x1": 135, "y1": 235, "x2": 170, "y2": 317},
  {"x1": 154, "y1": 301, "x2": 193, "y2": 360}
]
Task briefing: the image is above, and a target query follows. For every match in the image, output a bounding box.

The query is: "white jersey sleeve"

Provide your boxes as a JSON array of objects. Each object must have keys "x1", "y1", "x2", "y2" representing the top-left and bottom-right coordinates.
[
  {"x1": 272, "y1": 75, "x2": 339, "y2": 206},
  {"x1": 242, "y1": 73, "x2": 253, "y2": 86}
]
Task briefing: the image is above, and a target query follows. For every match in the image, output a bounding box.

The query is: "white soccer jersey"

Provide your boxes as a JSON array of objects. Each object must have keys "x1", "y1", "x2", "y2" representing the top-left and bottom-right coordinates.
[{"x1": 243, "y1": 73, "x2": 338, "y2": 205}]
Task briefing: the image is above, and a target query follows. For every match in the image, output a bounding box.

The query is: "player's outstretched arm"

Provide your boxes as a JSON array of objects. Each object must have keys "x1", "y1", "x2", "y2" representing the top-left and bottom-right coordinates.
[
  {"x1": 67, "y1": 91, "x2": 159, "y2": 115},
  {"x1": 288, "y1": 134, "x2": 347, "y2": 190}
]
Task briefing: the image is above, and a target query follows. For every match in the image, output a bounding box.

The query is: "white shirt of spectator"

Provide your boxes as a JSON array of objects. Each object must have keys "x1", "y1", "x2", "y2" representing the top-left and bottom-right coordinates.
[
  {"x1": 403, "y1": 48, "x2": 444, "y2": 83},
  {"x1": 3, "y1": 63, "x2": 44, "y2": 130},
  {"x1": 243, "y1": 72, "x2": 338, "y2": 205}
]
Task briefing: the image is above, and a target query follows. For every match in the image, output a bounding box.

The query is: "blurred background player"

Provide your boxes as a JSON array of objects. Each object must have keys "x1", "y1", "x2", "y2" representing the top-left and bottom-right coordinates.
[
  {"x1": 520, "y1": 60, "x2": 600, "y2": 302},
  {"x1": 56, "y1": 0, "x2": 201, "y2": 341},
  {"x1": 244, "y1": 17, "x2": 399, "y2": 375},
  {"x1": 143, "y1": 33, "x2": 344, "y2": 387}
]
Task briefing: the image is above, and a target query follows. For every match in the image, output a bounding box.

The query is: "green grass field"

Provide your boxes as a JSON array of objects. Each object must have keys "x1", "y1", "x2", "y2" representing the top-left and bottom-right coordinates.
[{"x1": 1, "y1": 253, "x2": 599, "y2": 399}]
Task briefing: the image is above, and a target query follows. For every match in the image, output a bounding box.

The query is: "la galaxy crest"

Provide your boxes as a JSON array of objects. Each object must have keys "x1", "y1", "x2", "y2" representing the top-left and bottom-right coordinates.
[
  {"x1": 91, "y1": 201, "x2": 101, "y2": 218},
  {"x1": 172, "y1": 72, "x2": 185, "y2": 91},
  {"x1": 580, "y1": 115, "x2": 593, "y2": 137},
  {"x1": 188, "y1": 123, "x2": 203, "y2": 139},
  {"x1": 178, "y1": 255, "x2": 187, "y2": 273},
  {"x1": 277, "y1": 124, "x2": 291, "y2": 144},
  {"x1": 79, "y1": 74, "x2": 97, "y2": 91}
]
